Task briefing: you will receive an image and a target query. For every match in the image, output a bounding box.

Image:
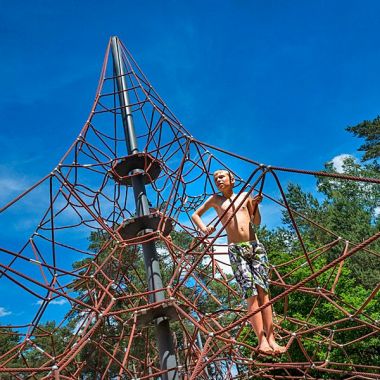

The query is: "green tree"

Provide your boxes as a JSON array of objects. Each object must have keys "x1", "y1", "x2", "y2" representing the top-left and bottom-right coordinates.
[
  {"x1": 0, "y1": 326, "x2": 19, "y2": 357},
  {"x1": 67, "y1": 230, "x2": 147, "y2": 378},
  {"x1": 281, "y1": 156, "x2": 380, "y2": 289},
  {"x1": 23, "y1": 321, "x2": 74, "y2": 365},
  {"x1": 346, "y1": 115, "x2": 380, "y2": 163},
  {"x1": 0, "y1": 326, "x2": 22, "y2": 379},
  {"x1": 249, "y1": 154, "x2": 380, "y2": 378},
  {"x1": 66, "y1": 227, "x2": 233, "y2": 377}
]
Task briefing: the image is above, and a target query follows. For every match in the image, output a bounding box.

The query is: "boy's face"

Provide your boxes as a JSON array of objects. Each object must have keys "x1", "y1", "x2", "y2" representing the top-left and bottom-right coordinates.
[{"x1": 213, "y1": 171, "x2": 234, "y2": 190}]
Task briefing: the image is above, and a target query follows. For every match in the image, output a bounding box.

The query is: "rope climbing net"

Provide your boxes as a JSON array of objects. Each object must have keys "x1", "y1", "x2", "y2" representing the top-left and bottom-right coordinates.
[{"x1": 0, "y1": 37, "x2": 379, "y2": 380}]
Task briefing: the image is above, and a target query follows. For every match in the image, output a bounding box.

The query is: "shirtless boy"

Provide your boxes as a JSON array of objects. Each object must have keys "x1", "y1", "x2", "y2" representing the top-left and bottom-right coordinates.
[{"x1": 192, "y1": 169, "x2": 286, "y2": 355}]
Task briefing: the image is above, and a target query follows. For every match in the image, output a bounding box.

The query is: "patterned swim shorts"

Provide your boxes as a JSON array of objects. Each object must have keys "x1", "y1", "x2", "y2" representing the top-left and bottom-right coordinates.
[{"x1": 228, "y1": 241, "x2": 270, "y2": 299}]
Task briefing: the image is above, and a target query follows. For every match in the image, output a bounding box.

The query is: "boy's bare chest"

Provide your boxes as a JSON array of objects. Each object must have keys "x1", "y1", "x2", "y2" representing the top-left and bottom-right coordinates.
[{"x1": 216, "y1": 196, "x2": 249, "y2": 215}]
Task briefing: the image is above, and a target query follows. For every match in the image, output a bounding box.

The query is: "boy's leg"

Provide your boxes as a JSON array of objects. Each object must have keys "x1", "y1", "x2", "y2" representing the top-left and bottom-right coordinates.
[
  {"x1": 247, "y1": 295, "x2": 272, "y2": 354},
  {"x1": 256, "y1": 286, "x2": 286, "y2": 354},
  {"x1": 228, "y1": 243, "x2": 275, "y2": 354}
]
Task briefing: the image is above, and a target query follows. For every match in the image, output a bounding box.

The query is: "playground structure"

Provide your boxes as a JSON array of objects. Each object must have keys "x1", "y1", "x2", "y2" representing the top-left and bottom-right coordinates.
[{"x1": 0, "y1": 36, "x2": 379, "y2": 379}]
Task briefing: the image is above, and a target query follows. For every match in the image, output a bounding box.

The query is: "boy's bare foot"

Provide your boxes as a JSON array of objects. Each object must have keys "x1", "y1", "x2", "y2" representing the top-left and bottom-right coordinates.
[
  {"x1": 257, "y1": 342, "x2": 274, "y2": 355},
  {"x1": 269, "y1": 341, "x2": 287, "y2": 355}
]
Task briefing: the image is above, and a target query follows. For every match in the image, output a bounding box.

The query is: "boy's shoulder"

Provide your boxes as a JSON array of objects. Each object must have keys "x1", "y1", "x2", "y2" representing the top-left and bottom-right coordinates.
[
  {"x1": 212, "y1": 193, "x2": 225, "y2": 201},
  {"x1": 240, "y1": 191, "x2": 253, "y2": 200},
  {"x1": 208, "y1": 193, "x2": 224, "y2": 206}
]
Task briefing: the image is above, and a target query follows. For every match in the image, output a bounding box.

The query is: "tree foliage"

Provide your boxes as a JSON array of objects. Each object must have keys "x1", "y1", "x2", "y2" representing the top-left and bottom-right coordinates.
[
  {"x1": 346, "y1": 115, "x2": 380, "y2": 162},
  {"x1": 251, "y1": 154, "x2": 380, "y2": 377}
]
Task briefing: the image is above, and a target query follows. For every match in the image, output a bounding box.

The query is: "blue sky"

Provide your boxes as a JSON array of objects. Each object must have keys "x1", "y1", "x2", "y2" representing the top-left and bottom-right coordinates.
[
  {"x1": 1, "y1": 1, "x2": 380, "y2": 324},
  {"x1": 1, "y1": 0, "x2": 380, "y2": 183}
]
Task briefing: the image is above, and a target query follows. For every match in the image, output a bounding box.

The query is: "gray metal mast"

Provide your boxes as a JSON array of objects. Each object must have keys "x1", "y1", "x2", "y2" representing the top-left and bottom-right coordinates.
[{"x1": 110, "y1": 36, "x2": 178, "y2": 380}]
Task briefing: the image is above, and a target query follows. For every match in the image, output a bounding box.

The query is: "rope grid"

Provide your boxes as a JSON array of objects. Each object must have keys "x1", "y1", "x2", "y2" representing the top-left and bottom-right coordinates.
[{"x1": 0, "y1": 38, "x2": 379, "y2": 379}]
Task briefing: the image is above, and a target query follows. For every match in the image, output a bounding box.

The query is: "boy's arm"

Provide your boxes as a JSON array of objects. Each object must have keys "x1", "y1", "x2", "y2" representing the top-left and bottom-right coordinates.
[
  {"x1": 248, "y1": 194, "x2": 263, "y2": 225},
  {"x1": 191, "y1": 196, "x2": 216, "y2": 235}
]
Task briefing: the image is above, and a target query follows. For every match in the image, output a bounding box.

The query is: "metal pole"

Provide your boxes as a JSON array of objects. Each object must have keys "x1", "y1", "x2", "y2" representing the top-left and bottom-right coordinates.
[{"x1": 110, "y1": 36, "x2": 178, "y2": 380}]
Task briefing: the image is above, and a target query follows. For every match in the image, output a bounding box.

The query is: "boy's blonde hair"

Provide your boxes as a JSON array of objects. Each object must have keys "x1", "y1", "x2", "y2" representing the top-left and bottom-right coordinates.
[{"x1": 213, "y1": 169, "x2": 235, "y2": 181}]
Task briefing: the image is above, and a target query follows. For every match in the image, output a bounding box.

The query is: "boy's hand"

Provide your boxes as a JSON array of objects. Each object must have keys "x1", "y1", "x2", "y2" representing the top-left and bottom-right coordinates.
[
  {"x1": 253, "y1": 194, "x2": 263, "y2": 203},
  {"x1": 202, "y1": 225, "x2": 215, "y2": 235}
]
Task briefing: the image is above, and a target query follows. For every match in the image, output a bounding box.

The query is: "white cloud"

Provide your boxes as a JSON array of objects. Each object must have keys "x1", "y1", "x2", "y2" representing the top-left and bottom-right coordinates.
[
  {"x1": 36, "y1": 299, "x2": 68, "y2": 306},
  {"x1": 0, "y1": 168, "x2": 44, "y2": 210},
  {"x1": 0, "y1": 307, "x2": 12, "y2": 317},
  {"x1": 330, "y1": 154, "x2": 356, "y2": 173},
  {"x1": 0, "y1": 177, "x2": 27, "y2": 199}
]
